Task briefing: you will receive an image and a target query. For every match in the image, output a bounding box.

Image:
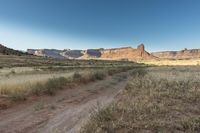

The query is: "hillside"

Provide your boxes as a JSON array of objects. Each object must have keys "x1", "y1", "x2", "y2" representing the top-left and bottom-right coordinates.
[
  {"x1": 0, "y1": 44, "x2": 29, "y2": 56},
  {"x1": 27, "y1": 44, "x2": 156, "y2": 60},
  {"x1": 152, "y1": 48, "x2": 200, "y2": 59}
]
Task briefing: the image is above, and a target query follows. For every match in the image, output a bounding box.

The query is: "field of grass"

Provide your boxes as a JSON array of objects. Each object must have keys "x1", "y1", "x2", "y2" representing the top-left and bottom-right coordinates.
[
  {"x1": 0, "y1": 55, "x2": 138, "y2": 102},
  {"x1": 0, "y1": 67, "x2": 134, "y2": 100},
  {"x1": 0, "y1": 54, "x2": 136, "y2": 68},
  {"x1": 81, "y1": 66, "x2": 200, "y2": 132},
  {"x1": 138, "y1": 58, "x2": 200, "y2": 66}
]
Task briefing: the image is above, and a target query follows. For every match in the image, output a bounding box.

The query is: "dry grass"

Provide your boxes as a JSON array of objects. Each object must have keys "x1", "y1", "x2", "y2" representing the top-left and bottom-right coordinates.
[
  {"x1": 81, "y1": 66, "x2": 200, "y2": 133},
  {"x1": 139, "y1": 58, "x2": 200, "y2": 66},
  {"x1": 0, "y1": 54, "x2": 136, "y2": 68},
  {"x1": 0, "y1": 66, "x2": 134, "y2": 101}
]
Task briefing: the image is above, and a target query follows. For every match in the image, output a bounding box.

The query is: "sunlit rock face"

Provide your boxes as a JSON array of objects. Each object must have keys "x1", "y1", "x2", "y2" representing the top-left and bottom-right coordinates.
[
  {"x1": 152, "y1": 48, "x2": 200, "y2": 59},
  {"x1": 98, "y1": 44, "x2": 155, "y2": 60},
  {"x1": 27, "y1": 44, "x2": 156, "y2": 60}
]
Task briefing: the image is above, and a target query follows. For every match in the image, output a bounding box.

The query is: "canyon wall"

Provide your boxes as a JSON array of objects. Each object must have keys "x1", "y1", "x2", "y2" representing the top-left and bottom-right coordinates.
[
  {"x1": 152, "y1": 48, "x2": 200, "y2": 59},
  {"x1": 27, "y1": 44, "x2": 156, "y2": 60}
]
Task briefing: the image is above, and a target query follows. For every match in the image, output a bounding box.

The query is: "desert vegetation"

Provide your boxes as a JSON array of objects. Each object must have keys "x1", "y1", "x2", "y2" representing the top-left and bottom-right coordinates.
[
  {"x1": 0, "y1": 56, "x2": 135, "y2": 103},
  {"x1": 0, "y1": 54, "x2": 136, "y2": 68},
  {"x1": 81, "y1": 66, "x2": 200, "y2": 132},
  {"x1": 139, "y1": 58, "x2": 200, "y2": 66},
  {"x1": 2, "y1": 52, "x2": 200, "y2": 132},
  {"x1": 0, "y1": 44, "x2": 29, "y2": 56}
]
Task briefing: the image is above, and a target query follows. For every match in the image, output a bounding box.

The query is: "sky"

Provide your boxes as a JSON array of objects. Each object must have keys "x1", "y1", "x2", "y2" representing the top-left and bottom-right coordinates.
[{"x1": 0, "y1": 0, "x2": 200, "y2": 52}]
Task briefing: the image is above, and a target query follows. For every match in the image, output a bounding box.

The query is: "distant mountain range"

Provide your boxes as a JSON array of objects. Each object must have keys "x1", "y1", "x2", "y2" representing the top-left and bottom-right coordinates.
[
  {"x1": 152, "y1": 48, "x2": 200, "y2": 59},
  {"x1": 27, "y1": 44, "x2": 156, "y2": 60},
  {"x1": 1, "y1": 43, "x2": 200, "y2": 60}
]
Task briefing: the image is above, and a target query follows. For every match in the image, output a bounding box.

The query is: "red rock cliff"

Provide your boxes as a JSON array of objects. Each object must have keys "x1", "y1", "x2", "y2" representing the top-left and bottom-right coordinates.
[
  {"x1": 152, "y1": 48, "x2": 200, "y2": 59},
  {"x1": 99, "y1": 44, "x2": 155, "y2": 60}
]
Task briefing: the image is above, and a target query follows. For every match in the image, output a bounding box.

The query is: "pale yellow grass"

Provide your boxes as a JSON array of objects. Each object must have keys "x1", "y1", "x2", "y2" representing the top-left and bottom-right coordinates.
[
  {"x1": 0, "y1": 70, "x2": 85, "y2": 95},
  {"x1": 0, "y1": 72, "x2": 74, "y2": 86},
  {"x1": 0, "y1": 67, "x2": 35, "y2": 75},
  {"x1": 81, "y1": 66, "x2": 200, "y2": 132},
  {"x1": 138, "y1": 59, "x2": 200, "y2": 66}
]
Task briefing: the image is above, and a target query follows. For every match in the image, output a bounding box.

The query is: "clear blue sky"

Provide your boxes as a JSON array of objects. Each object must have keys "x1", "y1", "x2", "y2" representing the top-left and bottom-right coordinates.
[{"x1": 0, "y1": 0, "x2": 200, "y2": 52}]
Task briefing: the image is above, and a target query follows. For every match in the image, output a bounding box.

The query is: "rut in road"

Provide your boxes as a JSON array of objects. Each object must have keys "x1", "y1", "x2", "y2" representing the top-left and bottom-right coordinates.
[{"x1": 0, "y1": 72, "x2": 130, "y2": 133}]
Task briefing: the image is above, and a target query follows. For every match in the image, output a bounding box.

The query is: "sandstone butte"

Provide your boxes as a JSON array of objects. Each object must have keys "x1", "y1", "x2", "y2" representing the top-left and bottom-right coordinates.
[
  {"x1": 81, "y1": 44, "x2": 156, "y2": 60},
  {"x1": 152, "y1": 48, "x2": 200, "y2": 59},
  {"x1": 1, "y1": 43, "x2": 200, "y2": 60},
  {"x1": 26, "y1": 44, "x2": 156, "y2": 60}
]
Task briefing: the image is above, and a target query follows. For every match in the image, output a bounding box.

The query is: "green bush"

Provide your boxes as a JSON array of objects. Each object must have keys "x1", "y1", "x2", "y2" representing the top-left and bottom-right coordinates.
[
  {"x1": 31, "y1": 83, "x2": 45, "y2": 96},
  {"x1": 92, "y1": 71, "x2": 106, "y2": 80},
  {"x1": 10, "y1": 69, "x2": 16, "y2": 74},
  {"x1": 44, "y1": 77, "x2": 67, "y2": 95},
  {"x1": 73, "y1": 72, "x2": 82, "y2": 81},
  {"x1": 130, "y1": 68, "x2": 147, "y2": 77},
  {"x1": 9, "y1": 92, "x2": 27, "y2": 101},
  {"x1": 107, "y1": 69, "x2": 118, "y2": 76}
]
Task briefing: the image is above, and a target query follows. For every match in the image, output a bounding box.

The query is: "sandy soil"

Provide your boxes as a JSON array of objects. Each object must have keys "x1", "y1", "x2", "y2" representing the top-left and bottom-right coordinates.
[{"x1": 0, "y1": 72, "x2": 129, "y2": 133}]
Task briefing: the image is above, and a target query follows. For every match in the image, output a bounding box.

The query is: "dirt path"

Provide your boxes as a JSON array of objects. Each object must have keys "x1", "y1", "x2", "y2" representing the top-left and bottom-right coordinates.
[{"x1": 0, "y1": 72, "x2": 129, "y2": 133}]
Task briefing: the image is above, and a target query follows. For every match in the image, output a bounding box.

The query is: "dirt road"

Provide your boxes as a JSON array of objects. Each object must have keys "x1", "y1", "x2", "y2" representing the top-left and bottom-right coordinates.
[{"x1": 0, "y1": 72, "x2": 129, "y2": 133}]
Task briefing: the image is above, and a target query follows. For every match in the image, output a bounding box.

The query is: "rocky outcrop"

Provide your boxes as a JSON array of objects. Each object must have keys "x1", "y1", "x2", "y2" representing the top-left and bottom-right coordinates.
[
  {"x1": 27, "y1": 49, "x2": 65, "y2": 59},
  {"x1": 152, "y1": 48, "x2": 200, "y2": 59},
  {"x1": 27, "y1": 44, "x2": 156, "y2": 60},
  {"x1": 62, "y1": 50, "x2": 83, "y2": 59},
  {"x1": 98, "y1": 44, "x2": 155, "y2": 60}
]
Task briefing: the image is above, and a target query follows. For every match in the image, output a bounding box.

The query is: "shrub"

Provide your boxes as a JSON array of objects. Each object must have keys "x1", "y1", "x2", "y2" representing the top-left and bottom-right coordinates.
[
  {"x1": 181, "y1": 117, "x2": 200, "y2": 131},
  {"x1": 131, "y1": 68, "x2": 147, "y2": 77},
  {"x1": 92, "y1": 71, "x2": 106, "y2": 80},
  {"x1": 81, "y1": 105, "x2": 116, "y2": 133},
  {"x1": 107, "y1": 69, "x2": 118, "y2": 76},
  {"x1": 9, "y1": 92, "x2": 27, "y2": 101},
  {"x1": 34, "y1": 102, "x2": 45, "y2": 111},
  {"x1": 44, "y1": 77, "x2": 67, "y2": 95},
  {"x1": 10, "y1": 69, "x2": 16, "y2": 74},
  {"x1": 55, "y1": 77, "x2": 68, "y2": 86},
  {"x1": 73, "y1": 72, "x2": 82, "y2": 81},
  {"x1": 31, "y1": 82, "x2": 45, "y2": 96},
  {"x1": 29, "y1": 76, "x2": 68, "y2": 96}
]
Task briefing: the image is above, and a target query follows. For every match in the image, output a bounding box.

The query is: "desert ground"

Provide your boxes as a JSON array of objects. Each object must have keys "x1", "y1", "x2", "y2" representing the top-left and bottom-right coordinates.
[
  {"x1": 0, "y1": 55, "x2": 136, "y2": 132},
  {"x1": 1, "y1": 0, "x2": 200, "y2": 132},
  {"x1": 138, "y1": 58, "x2": 200, "y2": 66},
  {"x1": 81, "y1": 66, "x2": 200, "y2": 133},
  {"x1": 0, "y1": 55, "x2": 200, "y2": 133}
]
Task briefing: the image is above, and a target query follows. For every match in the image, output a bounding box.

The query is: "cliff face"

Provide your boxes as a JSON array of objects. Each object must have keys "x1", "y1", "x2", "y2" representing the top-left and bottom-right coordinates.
[
  {"x1": 27, "y1": 44, "x2": 156, "y2": 60},
  {"x1": 99, "y1": 44, "x2": 155, "y2": 60},
  {"x1": 27, "y1": 49, "x2": 65, "y2": 59},
  {"x1": 152, "y1": 49, "x2": 200, "y2": 59}
]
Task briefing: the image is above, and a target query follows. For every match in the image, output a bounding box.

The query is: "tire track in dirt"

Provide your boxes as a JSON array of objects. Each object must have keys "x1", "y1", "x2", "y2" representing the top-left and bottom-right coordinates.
[{"x1": 0, "y1": 72, "x2": 129, "y2": 133}]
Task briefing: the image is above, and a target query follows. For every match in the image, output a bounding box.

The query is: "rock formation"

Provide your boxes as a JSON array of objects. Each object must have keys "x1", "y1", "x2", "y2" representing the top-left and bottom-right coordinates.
[
  {"x1": 3, "y1": 43, "x2": 200, "y2": 60},
  {"x1": 152, "y1": 48, "x2": 200, "y2": 59},
  {"x1": 98, "y1": 44, "x2": 155, "y2": 60},
  {"x1": 27, "y1": 44, "x2": 156, "y2": 60}
]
